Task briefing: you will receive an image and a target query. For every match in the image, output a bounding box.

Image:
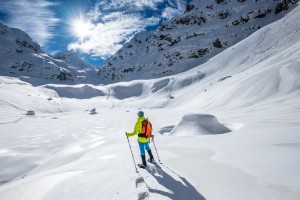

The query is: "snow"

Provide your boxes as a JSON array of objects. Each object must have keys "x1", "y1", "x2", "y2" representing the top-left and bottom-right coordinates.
[
  {"x1": 44, "y1": 85, "x2": 106, "y2": 99},
  {"x1": 169, "y1": 114, "x2": 231, "y2": 136},
  {"x1": 112, "y1": 83, "x2": 144, "y2": 100},
  {"x1": 0, "y1": 3, "x2": 300, "y2": 200}
]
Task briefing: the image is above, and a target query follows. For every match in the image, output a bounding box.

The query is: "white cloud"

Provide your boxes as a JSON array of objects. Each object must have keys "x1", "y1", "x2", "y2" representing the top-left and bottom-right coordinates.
[
  {"x1": 69, "y1": 13, "x2": 160, "y2": 59},
  {"x1": 163, "y1": 0, "x2": 187, "y2": 20},
  {"x1": 86, "y1": 0, "x2": 165, "y2": 21},
  {"x1": 101, "y1": 0, "x2": 165, "y2": 10},
  {"x1": 69, "y1": 0, "x2": 187, "y2": 59},
  {"x1": 0, "y1": 0, "x2": 59, "y2": 46},
  {"x1": 162, "y1": 7, "x2": 181, "y2": 20}
]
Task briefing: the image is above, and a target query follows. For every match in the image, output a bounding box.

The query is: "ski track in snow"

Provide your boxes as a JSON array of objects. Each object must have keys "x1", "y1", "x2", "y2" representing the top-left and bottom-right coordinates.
[{"x1": 0, "y1": 117, "x2": 23, "y2": 125}]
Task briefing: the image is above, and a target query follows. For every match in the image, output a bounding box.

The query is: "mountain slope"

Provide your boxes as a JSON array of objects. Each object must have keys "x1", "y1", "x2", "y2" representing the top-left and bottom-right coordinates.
[
  {"x1": 54, "y1": 50, "x2": 92, "y2": 70},
  {"x1": 0, "y1": 23, "x2": 97, "y2": 85},
  {"x1": 97, "y1": 0, "x2": 295, "y2": 83}
]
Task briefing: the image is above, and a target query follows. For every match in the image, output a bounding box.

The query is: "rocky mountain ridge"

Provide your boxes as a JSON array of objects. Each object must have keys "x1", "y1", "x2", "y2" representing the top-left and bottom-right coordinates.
[
  {"x1": 97, "y1": 0, "x2": 298, "y2": 83},
  {"x1": 0, "y1": 0, "x2": 298, "y2": 85}
]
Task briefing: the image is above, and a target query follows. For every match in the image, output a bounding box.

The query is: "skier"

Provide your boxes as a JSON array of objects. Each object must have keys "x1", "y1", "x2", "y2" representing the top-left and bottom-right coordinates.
[{"x1": 126, "y1": 111, "x2": 154, "y2": 169}]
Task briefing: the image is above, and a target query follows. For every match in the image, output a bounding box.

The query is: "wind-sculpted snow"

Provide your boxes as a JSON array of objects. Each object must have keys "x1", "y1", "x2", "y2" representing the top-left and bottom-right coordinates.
[
  {"x1": 173, "y1": 72, "x2": 205, "y2": 89},
  {"x1": 111, "y1": 83, "x2": 144, "y2": 100},
  {"x1": 0, "y1": 147, "x2": 41, "y2": 185},
  {"x1": 158, "y1": 125, "x2": 175, "y2": 135},
  {"x1": 170, "y1": 114, "x2": 231, "y2": 136},
  {"x1": 45, "y1": 85, "x2": 106, "y2": 99},
  {"x1": 150, "y1": 79, "x2": 170, "y2": 93}
]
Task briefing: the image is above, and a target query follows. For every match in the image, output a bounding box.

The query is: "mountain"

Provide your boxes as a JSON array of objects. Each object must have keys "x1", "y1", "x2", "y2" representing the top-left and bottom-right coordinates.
[
  {"x1": 54, "y1": 50, "x2": 91, "y2": 70},
  {"x1": 97, "y1": 0, "x2": 296, "y2": 83},
  {"x1": 1, "y1": 1, "x2": 296, "y2": 86},
  {"x1": 0, "y1": 22, "x2": 97, "y2": 85},
  {"x1": 0, "y1": 3, "x2": 299, "y2": 199}
]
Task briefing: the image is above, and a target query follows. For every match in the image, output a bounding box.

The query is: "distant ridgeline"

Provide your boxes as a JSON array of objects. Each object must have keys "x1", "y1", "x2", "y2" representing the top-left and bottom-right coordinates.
[
  {"x1": 0, "y1": 0, "x2": 298, "y2": 85},
  {"x1": 97, "y1": 0, "x2": 298, "y2": 83}
]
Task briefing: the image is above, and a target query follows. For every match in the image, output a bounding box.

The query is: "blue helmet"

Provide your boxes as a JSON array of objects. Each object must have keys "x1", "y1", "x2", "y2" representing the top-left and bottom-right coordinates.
[{"x1": 138, "y1": 111, "x2": 144, "y2": 117}]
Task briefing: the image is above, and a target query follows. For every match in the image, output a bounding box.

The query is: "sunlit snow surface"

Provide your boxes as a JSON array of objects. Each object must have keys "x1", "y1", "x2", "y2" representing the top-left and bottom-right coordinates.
[{"x1": 1, "y1": 5, "x2": 300, "y2": 200}]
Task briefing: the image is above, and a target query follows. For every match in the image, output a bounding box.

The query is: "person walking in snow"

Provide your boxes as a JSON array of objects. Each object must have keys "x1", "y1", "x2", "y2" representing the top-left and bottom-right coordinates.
[{"x1": 126, "y1": 111, "x2": 154, "y2": 169}]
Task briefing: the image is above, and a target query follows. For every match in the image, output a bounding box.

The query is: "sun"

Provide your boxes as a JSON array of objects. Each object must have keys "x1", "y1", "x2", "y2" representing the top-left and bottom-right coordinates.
[{"x1": 71, "y1": 16, "x2": 91, "y2": 39}]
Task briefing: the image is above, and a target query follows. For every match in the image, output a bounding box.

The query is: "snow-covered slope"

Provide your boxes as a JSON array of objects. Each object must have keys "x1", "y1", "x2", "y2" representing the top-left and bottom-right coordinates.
[
  {"x1": 97, "y1": 0, "x2": 295, "y2": 83},
  {"x1": 54, "y1": 50, "x2": 91, "y2": 70},
  {"x1": 0, "y1": 23, "x2": 97, "y2": 85},
  {"x1": 0, "y1": 2, "x2": 300, "y2": 200}
]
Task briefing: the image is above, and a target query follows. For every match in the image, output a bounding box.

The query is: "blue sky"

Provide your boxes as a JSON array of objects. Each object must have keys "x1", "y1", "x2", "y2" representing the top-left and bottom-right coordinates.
[{"x1": 0, "y1": 0, "x2": 188, "y2": 66}]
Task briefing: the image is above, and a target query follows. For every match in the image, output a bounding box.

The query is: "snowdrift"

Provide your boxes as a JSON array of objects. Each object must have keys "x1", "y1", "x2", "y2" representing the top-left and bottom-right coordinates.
[
  {"x1": 169, "y1": 114, "x2": 231, "y2": 136},
  {"x1": 45, "y1": 85, "x2": 106, "y2": 99},
  {"x1": 111, "y1": 83, "x2": 143, "y2": 100}
]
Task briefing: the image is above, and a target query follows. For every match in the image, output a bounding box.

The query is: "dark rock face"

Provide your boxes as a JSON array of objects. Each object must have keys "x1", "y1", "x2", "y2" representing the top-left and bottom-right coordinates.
[
  {"x1": 57, "y1": 71, "x2": 73, "y2": 81},
  {"x1": 275, "y1": 0, "x2": 299, "y2": 14},
  {"x1": 10, "y1": 62, "x2": 34, "y2": 72},
  {"x1": 215, "y1": 0, "x2": 225, "y2": 4},
  {"x1": 185, "y1": 4, "x2": 195, "y2": 13},
  {"x1": 188, "y1": 48, "x2": 209, "y2": 59},
  {"x1": 15, "y1": 38, "x2": 40, "y2": 53},
  {"x1": 213, "y1": 39, "x2": 223, "y2": 48}
]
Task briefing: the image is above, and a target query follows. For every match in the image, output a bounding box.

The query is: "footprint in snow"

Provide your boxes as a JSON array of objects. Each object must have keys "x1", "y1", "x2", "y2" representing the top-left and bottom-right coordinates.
[
  {"x1": 138, "y1": 191, "x2": 149, "y2": 200},
  {"x1": 136, "y1": 177, "x2": 150, "y2": 200},
  {"x1": 147, "y1": 165, "x2": 163, "y2": 176},
  {"x1": 135, "y1": 177, "x2": 145, "y2": 188},
  {"x1": 147, "y1": 166, "x2": 157, "y2": 174}
]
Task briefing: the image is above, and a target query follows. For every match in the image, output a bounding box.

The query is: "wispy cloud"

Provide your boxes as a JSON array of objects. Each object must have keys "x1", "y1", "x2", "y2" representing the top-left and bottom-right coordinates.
[
  {"x1": 69, "y1": 13, "x2": 160, "y2": 59},
  {"x1": 163, "y1": 0, "x2": 187, "y2": 20},
  {"x1": 0, "y1": 0, "x2": 59, "y2": 46},
  {"x1": 94, "y1": 0, "x2": 165, "y2": 12},
  {"x1": 69, "y1": 0, "x2": 187, "y2": 59}
]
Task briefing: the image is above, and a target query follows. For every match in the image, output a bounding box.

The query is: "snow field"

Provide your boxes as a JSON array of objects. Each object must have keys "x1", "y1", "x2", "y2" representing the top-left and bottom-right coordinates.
[{"x1": 0, "y1": 4, "x2": 300, "y2": 200}]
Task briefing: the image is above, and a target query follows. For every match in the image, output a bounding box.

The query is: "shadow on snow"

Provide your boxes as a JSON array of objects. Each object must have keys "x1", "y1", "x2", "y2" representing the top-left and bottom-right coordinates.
[{"x1": 144, "y1": 164, "x2": 206, "y2": 200}]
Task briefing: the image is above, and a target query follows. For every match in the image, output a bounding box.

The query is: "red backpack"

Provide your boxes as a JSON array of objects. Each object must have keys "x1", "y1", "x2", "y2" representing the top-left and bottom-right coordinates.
[{"x1": 140, "y1": 119, "x2": 152, "y2": 138}]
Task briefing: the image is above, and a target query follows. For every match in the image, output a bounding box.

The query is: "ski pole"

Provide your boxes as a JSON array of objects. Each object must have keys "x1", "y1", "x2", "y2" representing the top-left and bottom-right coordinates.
[
  {"x1": 126, "y1": 134, "x2": 138, "y2": 173},
  {"x1": 151, "y1": 136, "x2": 162, "y2": 164}
]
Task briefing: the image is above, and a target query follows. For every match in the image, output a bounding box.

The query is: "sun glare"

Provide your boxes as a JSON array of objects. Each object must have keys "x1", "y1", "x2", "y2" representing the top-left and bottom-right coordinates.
[{"x1": 71, "y1": 17, "x2": 91, "y2": 39}]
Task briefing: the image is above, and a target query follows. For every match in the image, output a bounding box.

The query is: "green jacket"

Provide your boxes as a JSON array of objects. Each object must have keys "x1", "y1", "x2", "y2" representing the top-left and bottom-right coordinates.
[{"x1": 127, "y1": 116, "x2": 149, "y2": 143}]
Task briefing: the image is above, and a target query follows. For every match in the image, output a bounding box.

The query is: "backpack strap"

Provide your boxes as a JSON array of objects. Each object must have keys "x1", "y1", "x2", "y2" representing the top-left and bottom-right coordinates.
[{"x1": 138, "y1": 133, "x2": 147, "y2": 138}]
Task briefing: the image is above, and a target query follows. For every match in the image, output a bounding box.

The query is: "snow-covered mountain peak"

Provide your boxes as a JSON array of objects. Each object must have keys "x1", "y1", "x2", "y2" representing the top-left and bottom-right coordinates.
[
  {"x1": 54, "y1": 50, "x2": 91, "y2": 70},
  {"x1": 0, "y1": 23, "x2": 98, "y2": 85},
  {"x1": 0, "y1": 22, "x2": 42, "y2": 54}
]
